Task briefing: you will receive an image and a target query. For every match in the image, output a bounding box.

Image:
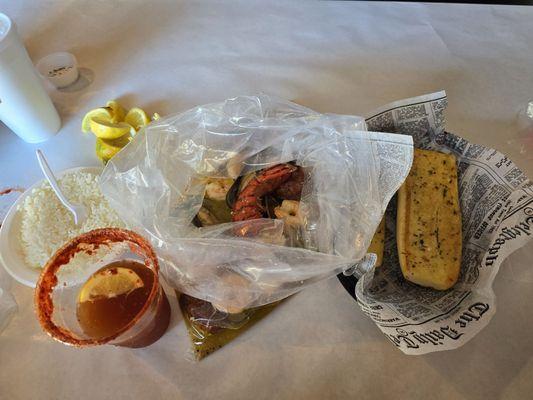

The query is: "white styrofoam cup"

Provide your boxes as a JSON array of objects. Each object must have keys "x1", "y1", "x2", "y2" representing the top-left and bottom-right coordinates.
[{"x1": 0, "y1": 13, "x2": 61, "y2": 143}]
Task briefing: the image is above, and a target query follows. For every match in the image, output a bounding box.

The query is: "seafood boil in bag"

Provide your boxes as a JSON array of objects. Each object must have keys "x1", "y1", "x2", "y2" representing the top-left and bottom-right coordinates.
[{"x1": 99, "y1": 94, "x2": 414, "y2": 357}]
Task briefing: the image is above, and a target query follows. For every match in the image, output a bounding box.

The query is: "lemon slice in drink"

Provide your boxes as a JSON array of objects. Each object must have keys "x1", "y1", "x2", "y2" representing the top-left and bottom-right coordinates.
[
  {"x1": 125, "y1": 107, "x2": 150, "y2": 131},
  {"x1": 81, "y1": 107, "x2": 113, "y2": 133},
  {"x1": 95, "y1": 135, "x2": 132, "y2": 163},
  {"x1": 106, "y1": 100, "x2": 126, "y2": 123},
  {"x1": 78, "y1": 267, "x2": 144, "y2": 303},
  {"x1": 90, "y1": 118, "x2": 133, "y2": 139}
]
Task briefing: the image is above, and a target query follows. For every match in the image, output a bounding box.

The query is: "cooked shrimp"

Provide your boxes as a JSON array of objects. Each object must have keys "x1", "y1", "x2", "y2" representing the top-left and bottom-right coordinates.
[
  {"x1": 205, "y1": 178, "x2": 234, "y2": 201},
  {"x1": 274, "y1": 200, "x2": 304, "y2": 226}
]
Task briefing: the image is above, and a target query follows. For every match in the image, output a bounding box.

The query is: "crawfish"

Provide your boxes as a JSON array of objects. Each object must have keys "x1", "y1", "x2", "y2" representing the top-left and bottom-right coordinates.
[{"x1": 232, "y1": 163, "x2": 297, "y2": 222}]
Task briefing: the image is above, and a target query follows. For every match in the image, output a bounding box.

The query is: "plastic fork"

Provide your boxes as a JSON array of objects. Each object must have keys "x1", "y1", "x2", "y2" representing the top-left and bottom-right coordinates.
[{"x1": 36, "y1": 149, "x2": 87, "y2": 226}]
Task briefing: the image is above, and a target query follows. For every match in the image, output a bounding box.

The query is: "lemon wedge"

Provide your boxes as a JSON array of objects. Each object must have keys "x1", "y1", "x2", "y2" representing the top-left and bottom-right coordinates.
[
  {"x1": 125, "y1": 107, "x2": 150, "y2": 131},
  {"x1": 89, "y1": 118, "x2": 133, "y2": 139},
  {"x1": 106, "y1": 100, "x2": 126, "y2": 123},
  {"x1": 78, "y1": 267, "x2": 144, "y2": 303},
  {"x1": 81, "y1": 107, "x2": 114, "y2": 133},
  {"x1": 95, "y1": 135, "x2": 132, "y2": 163},
  {"x1": 152, "y1": 113, "x2": 161, "y2": 121}
]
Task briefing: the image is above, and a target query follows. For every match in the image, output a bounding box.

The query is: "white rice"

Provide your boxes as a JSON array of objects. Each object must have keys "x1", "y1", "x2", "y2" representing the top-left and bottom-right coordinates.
[{"x1": 19, "y1": 172, "x2": 125, "y2": 269}]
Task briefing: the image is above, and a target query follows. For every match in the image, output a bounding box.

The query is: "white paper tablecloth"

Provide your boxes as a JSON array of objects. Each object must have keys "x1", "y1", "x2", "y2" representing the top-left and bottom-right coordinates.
[{"x1": 1, "y1": 2, "x2": 532, "y2": 399}]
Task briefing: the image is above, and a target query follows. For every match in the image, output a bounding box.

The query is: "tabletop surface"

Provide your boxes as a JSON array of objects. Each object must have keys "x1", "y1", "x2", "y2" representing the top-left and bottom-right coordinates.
[{"x1": 1, "y1": 2, "x2": 532, "y2": 400}]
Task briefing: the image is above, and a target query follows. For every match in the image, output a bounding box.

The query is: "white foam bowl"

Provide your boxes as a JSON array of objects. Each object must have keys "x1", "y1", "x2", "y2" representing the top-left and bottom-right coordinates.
[{"x1": 0, "y1": 166, "x2": 102, "y2": 287}]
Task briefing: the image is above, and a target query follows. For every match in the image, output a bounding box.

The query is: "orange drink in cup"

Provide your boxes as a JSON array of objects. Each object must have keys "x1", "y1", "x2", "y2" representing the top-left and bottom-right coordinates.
[{"x1": 35, "y1": 228, "x2": 170, "y2": 348}]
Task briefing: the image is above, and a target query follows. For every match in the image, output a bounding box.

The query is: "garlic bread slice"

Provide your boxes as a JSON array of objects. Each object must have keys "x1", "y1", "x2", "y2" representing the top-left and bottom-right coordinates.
[{"x1": 397, "y1": 149, "x2": 462, "y2": 290}]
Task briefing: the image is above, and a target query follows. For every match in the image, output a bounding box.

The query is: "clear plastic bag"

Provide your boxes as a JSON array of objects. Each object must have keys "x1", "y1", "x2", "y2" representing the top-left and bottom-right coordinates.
[{"x1": 100, "y1": 94, "x2": 413, "y2": 313}]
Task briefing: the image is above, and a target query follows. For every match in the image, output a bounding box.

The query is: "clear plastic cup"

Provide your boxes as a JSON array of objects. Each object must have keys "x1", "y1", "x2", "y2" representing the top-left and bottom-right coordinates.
[{"x1": 35, "y1": 228, "x2": 170, "y2": 348}]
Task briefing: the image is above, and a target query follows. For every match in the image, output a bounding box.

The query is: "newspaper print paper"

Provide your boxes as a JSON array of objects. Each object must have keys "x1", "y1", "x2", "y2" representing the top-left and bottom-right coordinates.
[{"x1": 355, "y1": 91, "x2": 533, "y2": 354}]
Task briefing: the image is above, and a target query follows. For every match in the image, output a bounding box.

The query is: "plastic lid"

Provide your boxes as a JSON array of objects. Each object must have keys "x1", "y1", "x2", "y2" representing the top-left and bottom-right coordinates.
[
  {"x1": 0, "y1": 13, "x2": 11, "y2": 38},
  {"x1": 0, "y1": 13, "x2": 16, "y2": 52},
  {"x1": 0, "y1": 13, "x2": 17, "y2": 51}
]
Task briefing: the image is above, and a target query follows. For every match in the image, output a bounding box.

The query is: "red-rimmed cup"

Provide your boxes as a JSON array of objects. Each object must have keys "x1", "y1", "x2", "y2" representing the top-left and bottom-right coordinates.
[{"x1": 35, "y1": 228, "x2": 170, "y2": 348}]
